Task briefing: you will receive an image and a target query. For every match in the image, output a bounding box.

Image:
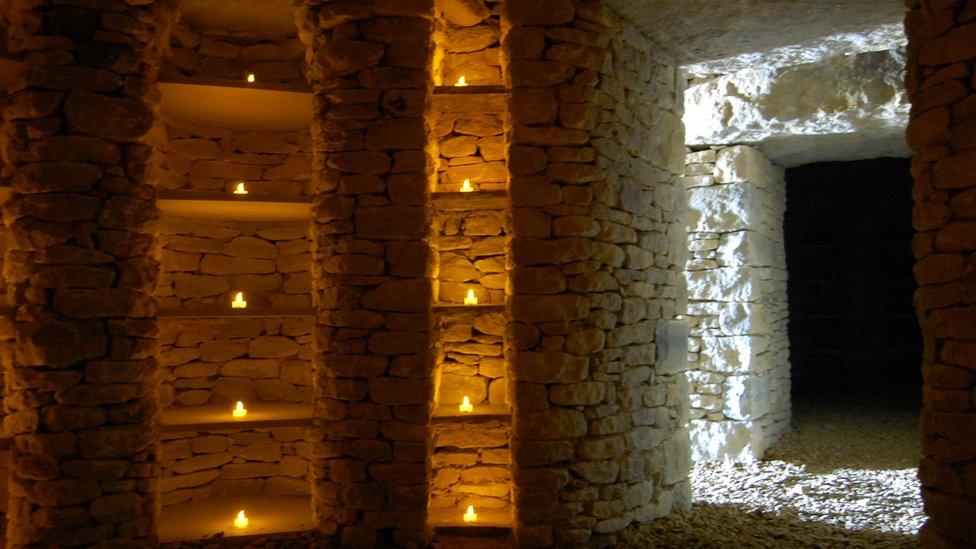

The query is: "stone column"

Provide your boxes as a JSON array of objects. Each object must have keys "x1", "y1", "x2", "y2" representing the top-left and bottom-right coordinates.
[
  {"x1": 504, "y1": 1, "x2": 690, "y2": 546},
  {"x1": 1, "y1": 1, "x2": 174, "y2": 546},
  {"x1": 295, "y1": 1, "x2": 435, "y2": 546},
  {"x1": 684, "y1": 146, "x2": 791, "y2": 461},
  {"x1": 904, "y1": 1, "x2": 976, "y2": 545}
]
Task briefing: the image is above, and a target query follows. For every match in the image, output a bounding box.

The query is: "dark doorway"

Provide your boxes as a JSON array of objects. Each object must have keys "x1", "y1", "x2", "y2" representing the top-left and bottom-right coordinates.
[{"x1": 784, "y1": 158, "x2": 921, "y2": 404}]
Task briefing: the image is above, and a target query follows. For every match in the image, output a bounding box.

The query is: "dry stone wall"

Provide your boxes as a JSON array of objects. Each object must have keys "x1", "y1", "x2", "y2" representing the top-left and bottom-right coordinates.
[
  {"x1": 164, "y1": 23, "x2": 306, "y2": 85},
  {"x1": 1, "y1": 0, "x2": 176, "y2": 545},
  {"x1": 683, "y1": 146, "x2": 791, "y2": 461},
  {"x1": 505, "y1": 1, "x2": 689, "y2": 545},
  {"x1": 156, "y1": 121, "x2": 312, "y2": 197},
  {"x1": 904, "y1": 1, "x2": 976, "y2": 545},
  {"x1": 295, "y1": 1, "x2": 436, "y2": 545},
  {"x1": 159, "y1": 426, "x2": 311, "y2": 507}
]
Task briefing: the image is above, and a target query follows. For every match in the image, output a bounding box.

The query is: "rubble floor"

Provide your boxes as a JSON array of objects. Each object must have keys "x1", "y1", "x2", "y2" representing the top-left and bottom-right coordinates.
[{"x1": 627, "y1": 394, "x2": 923, "y2": 548}]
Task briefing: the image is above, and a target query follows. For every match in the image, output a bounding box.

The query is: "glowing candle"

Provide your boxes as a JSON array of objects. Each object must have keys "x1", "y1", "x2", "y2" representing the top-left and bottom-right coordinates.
[
  {"x1": 458, "y1": 396, "x2": 473, "y2": 413},
  {"x1": 246, "y1": 73, "x2": 256, "y2": 83},
  {"x1": 231, "y1": 292, "x2": 247, "y2": 309},
  {"x1": 463, "y1": 505, "x2": 477, "y2": 523},
  {"x1": 463, "y1": 289, "x2": 478, "y2": 305},
  {"x1": 459, "y1": 179, "x2": 474, "y2": 193},
  {"x1": 455, "y1": 75, "x2": 467, "y2": 87},
  {"x1": 233, "y1": 182, "x2": 248, "y2": 195},
  {"x1": 234, "y1": 509, "x2": 249, "y2": 528},
  {"x1": 232, "y1": 400, "x2": 247, "y2": 418}
]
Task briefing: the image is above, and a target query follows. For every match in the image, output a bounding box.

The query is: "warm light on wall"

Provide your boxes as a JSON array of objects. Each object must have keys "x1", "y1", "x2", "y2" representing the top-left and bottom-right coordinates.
[
  {"x1": 233, "y1": 182, "x2": 248, "y2": 195},
  {"x1": 459, "y1": 179, "x2": 474, "y2": 193},
  {"x1": 463, "y1": 505, "x2": 477, "y2": 523},
  {"x1": 234, "y1": 509, "x2": 249, "y2": 528},
  {"x1": 232, "y1": 400, "x2": 247, "y2": 418},
  {"x1": 458, "y1": 396, "x2": 473, "y2": 413},
  {"x1": 463, "y1": 289, "x2": 478, "y2": 305},
  {"x1": 246, "y1": 73, "x2": 256, "y2": 83},
  {"x1": 231, "y1": 292, "x2": 247, "y2": 308},
  {"x1": 454, "y1": 75, "x2": 467, "y2": 87}
]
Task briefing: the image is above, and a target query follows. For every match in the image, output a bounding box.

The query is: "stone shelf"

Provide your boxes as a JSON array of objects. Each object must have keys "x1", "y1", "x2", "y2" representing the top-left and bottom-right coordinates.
[
  {"x1": 431, "y1": 190, "x2": 507, "y2": 211},
  {"x1": 432, "y1": 303, "x2": 505, "y2": 312},
  {"x1": 159, "y1": 78, "x2": 312, "y2": 132},
  {"x1": 157, "y1": 190, "x2": 312, "y2": 221},
  {"x1": 429, "y1": 507, "x2": 512, "y2": 529},
  {"x1": 431, "y1": 404, "x2": 510, "y2": 421},
  {"x1": 433, "y1": 85, "x2": 506, "y2": 95},
  {"x1": 160, "y1": 402, "x2": 313, "y2": 432},
  {"x1": 158, "y1": 495, "x2": 312, "y2": 543},
  {"x1": 158, "y1": 307, "x2": 315, "y2": 319}
]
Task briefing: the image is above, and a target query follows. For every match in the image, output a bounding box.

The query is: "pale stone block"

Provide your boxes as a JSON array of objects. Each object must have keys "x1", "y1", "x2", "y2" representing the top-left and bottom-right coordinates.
[
  {"x1": 689, "y1": 419, "x2": 762, "y2": 461},
  {"x1": 715, "y1": 146, "x2": 776, "y2": 186},
  {"x1": 687, "y1": 182, "x2": 760, "y2": 233}
]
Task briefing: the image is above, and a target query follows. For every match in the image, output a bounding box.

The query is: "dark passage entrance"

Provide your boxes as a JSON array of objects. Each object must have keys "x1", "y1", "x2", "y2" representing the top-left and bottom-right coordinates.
[{"x1": 785, "y1": 158, "x2": 921, "y2": 403}]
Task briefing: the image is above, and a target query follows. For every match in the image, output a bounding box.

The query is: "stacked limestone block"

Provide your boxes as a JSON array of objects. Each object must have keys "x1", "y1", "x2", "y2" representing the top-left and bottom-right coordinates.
[
  {"x1": 156, "y1": 317, "x2": 312, "y2": 408},
  {"x1": 156, "y1": 121, "x2": 312, "y2": 197},
  {"x1": 164, "y1": 22, "x2": 306, "y2": 86},
  {"x1": 905, "y1": 1, "x2": 976, "y2": 545},
  {"x1": 295, "y1": 1, "x2": 435, "y2": 545},
  {"x1": 436, "y1": 0, "x2": 503, "y2": 87},
  {"x1": 430, "y1": 419, "x2": 512, "y2": 513},
  {"x1": 433, "y1": 90, "x2": 507, "y2": 193},
  {"x1": 159, "y1": 426, "x2": 311, "y2": 506},
  {"x1": 683, "y1": 146, "x2": 791, "y2": 461},
  {"x1": 156, "y1": 219, "x2": 312, "y2": 310},
  {"x1": 505, "y1": 1, "x2": 690, "y2": 545},
  {"x1": 1, "y1": 0, "x2": 175, "y2": 545}
]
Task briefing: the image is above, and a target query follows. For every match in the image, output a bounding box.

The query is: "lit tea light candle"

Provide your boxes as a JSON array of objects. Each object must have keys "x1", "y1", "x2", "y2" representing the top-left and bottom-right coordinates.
[
  {"x1": 459, "y1": 179, "x2": 474, "y2": 193},
  {"x1": 232, "y1": 400, "x2": 247, "y2": 418},
  {"x1": 463, "y1": 505, "x2": 477, "y2": 523},
  {"x1": 231, "y1": 291, "x2": 247, "y2": 309},
  {"x1": 455, "y1": 75, "x2": 468, "y2": 87},
  {"x1": 463, "y1": 289, "x2": 478, "y2": 305},
  {"x1": 233, "y1": 182, "x2": 248, "y2": 195},
  {"x1": 458, "y1": 396, "x2": 473, "y2": 413},
  {"x1": 246, "y1": 73, "x2": 256, "y2": 83},
  {"x1": 234, "y1": 509, "x2": 249, "y2": 529}
]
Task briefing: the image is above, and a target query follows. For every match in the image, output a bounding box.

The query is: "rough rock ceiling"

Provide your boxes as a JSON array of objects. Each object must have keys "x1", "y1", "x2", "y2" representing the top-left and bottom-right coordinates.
[
  {"x1": 180, "y1": 0, "x2": 297, "y2": 39},
  {"x1": 606, "y1": 0, "x2": 906, "y2": 76}
]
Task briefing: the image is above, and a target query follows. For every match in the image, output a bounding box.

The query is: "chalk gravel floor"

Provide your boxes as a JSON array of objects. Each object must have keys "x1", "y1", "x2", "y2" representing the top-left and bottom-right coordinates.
[{"x1": 628, "y1": 397, "x2": 923, "y2": 548}]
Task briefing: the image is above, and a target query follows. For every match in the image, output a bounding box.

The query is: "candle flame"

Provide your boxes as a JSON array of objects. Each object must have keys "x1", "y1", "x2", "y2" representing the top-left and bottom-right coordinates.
[
  {"x1": 455, "y1": 75, "x2": 467, "y2": 87},
  {"x1": 463, "y1": 289, "x2": 478, "y2": 305},
  {"x1": 459, "y1": 179, "x2": 474, "y2": 193},
  {"x1": 234, "y1": 509, "x2": 249, "y2": 528},
  {"x1": 246, "y1": 73, "x2": 256, "y2": 83},
  {"x1": 233, "y1": 182, "x2": 248, "y2": 195},
  {"x1": 463, "y1": 505, "x2": 477, "y2": 523},
  {"x1": 459, "y1": 395, "x2": 473, "y2": 413},
  {"x1": 233, "y1": 400, "x2": 247, "y2": 418},
  {"x1": 232, "y1": 292, "x2": 247, "y2": 309}
]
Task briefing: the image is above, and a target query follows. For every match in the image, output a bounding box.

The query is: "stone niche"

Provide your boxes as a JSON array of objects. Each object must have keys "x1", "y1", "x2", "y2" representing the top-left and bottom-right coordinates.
[
  {"x1": 164, "y1": 20, "x2": 307, "y2": 85},
  {"x1": 683, "y1": 145, "x2": 791, "y2": 461}
]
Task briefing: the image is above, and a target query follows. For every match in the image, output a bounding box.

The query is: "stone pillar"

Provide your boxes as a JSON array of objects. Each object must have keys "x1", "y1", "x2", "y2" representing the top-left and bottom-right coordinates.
[
  {"x1": 684, "y1": 145, "x2": 791, "y2": 461},
  {"x1": 904, "y1": 1, "x2": 976, "y2": 545},
  {"x1": 295, "y1": 1, "x2": 435, "y2": 546},
  {"x1": 504, "y1": 1, "x2": 690, "y2": 546},
  {"x1": 1, "y1": 1, "x2": 174, "y2": 546}
]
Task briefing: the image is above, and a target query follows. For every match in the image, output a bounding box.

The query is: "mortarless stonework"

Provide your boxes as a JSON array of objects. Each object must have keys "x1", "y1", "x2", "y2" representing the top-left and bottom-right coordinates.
[
  {"x1": 683, "y1": 146, "x2": 791, "y2": 462},
  {"x1": 295, "y1": 1, "x2": 435, "y2": 545},
  {"x1": 905, "y1": 1, "x2": 976, "y2": 545},
  {"x1": 505, "y1": 1, "x2": 690, "y2": 545},
  {"x1": 1, "y1": 0, "x2": 176, "y2": 545}
]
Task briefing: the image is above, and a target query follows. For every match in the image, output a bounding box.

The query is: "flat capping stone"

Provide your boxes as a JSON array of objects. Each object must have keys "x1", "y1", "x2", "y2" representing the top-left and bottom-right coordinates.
[
  {"x1": 157, "y1": 190, "x2": 313, "y2": 204},
  {"x1": 431, "y1": 403, "x2": 511, "y2": 422},
  {"x1": 429, "y1": 507, "x2": 513, "y2": 529},
  {"x1": 160, "y1": 402, "x2": 314, "y2": 432},
  {"x1": 159, "y1": 495, "x2": 313, "y2": 543},
  {"x1": 432, "y1": 190, "x2": 508, "y2": 211},
  {"x1": 432, "y1": 303, "x2": 505, "y2": 311},
  {"x1": 433, "y1": 85, "x2": 506, "y2": 95},
  {"x1": 157, "y1": 307, "x2": 315, "y2": 318},
  {"x1": 159, "y1": 74, "x2": 313, "y2": 94}
]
